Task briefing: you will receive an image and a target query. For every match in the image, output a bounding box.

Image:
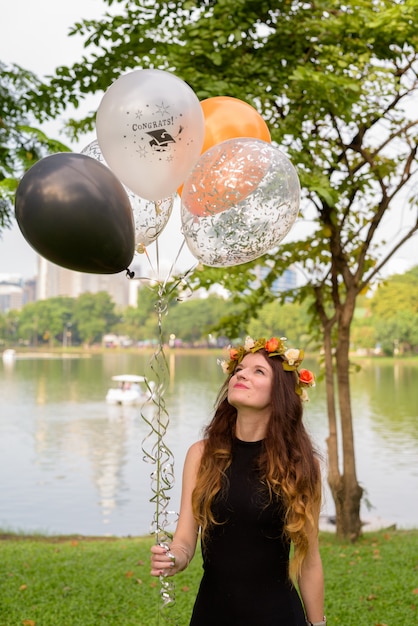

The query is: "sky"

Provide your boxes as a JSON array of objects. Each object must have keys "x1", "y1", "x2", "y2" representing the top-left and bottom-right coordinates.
[{"x1": 0, "y1": 0, "x2": 417, "y2": 279}]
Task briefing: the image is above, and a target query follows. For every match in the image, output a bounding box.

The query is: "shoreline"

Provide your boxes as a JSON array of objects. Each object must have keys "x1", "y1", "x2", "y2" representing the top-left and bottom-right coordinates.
[
  {"x1": 2, "y1": 519, "x2": 415, "y2": 542},
  {"x1": 319, "y1": 514, "x2": 400, "y2": 533},
  {"x1": 3, "y1": 345, "x2": 418, "y2": 362}
]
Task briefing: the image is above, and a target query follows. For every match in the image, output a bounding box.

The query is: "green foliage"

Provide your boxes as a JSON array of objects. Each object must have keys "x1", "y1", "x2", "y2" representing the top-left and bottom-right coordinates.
[
  {"x1": 0, "y1": 530, "x2": 416, "y2": 625},
  {"x1": 14, "y1": 297, "x2": 75, "y2": 346},
  {"x1": 1, "y1": 292, "x2": 120, "y2": 347},
  {"x1": 73, "y1": 292, "x2": 121, "y2": 345},
  {"x1": 371, "y1": 267, "x2": 418, "y2": 319},
  {"x1": 166, "y1": 294, "x2": 237, "y2": 343},
  {"x1": 350, "y1": 320, "x2": 377, "y2": 352},
  {"x1": 118, "y1": 283, "x2": 179, "y2": 342},
  {"x1": 2, "y1": 268, "x2": 417, "y2": 353},
  {"x1": 0, "y1": 62, "x2": 70, "y2": 228},
  {"x1": 349, "y1": 267, "x2": 418, "y2": 354},
  {"x1": 247, "y1": 299, "x2": 314, "y2": 348}
]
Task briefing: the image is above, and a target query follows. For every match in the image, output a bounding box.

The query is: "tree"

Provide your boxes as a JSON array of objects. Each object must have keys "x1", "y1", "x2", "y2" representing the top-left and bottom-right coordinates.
[
  {"x1": 3, "y1": 293, "x2": 119, "y2": 347},
  {"x1": 247, "y1": 300, "x2": 313, "y2": 348},
  {"x1": 118, "y1": 284, "x2": 171, "y2": 341},
  {"x1": 166, "y1": 294, "x2": 235, "y2": 343},
  {"x1": 370, "y1": 266, "x2": 418, "y2": 354},
  {"x1": 350, "y1": 319, "x2": 377, "y2": 353},
  {"x1": 14, "y1": 297, "x2": 75, "y2": 346},
  {"x1": 73, "y1": 292, "x2": 120, "y2": 345},
  {"x1": 0, "y1": 62, "x2": 69, "y2": 230},
  {"x1": 29, "y1": 0, "x2": 418, "y2": 538}
]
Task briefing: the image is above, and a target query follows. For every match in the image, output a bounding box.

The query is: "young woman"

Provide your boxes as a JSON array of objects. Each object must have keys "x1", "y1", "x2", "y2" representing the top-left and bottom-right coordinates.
[{"x1": 151, "y1": 336, "x2": 325, "y2": 626}]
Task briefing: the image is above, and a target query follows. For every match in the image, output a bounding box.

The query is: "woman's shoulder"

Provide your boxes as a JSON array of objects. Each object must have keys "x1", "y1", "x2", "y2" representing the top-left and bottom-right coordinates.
[
  {"x1": 186, "y1": 439, "x2": 205, "y2": 459},
  {"x1": 182, "y1": 440, "x2": 205, "y2": 478}
]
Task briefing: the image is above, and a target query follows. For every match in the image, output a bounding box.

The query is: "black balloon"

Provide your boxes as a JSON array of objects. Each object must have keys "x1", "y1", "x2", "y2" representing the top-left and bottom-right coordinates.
[{"x1": 15, "y1": 152, "x2": 135, "y2": 274}]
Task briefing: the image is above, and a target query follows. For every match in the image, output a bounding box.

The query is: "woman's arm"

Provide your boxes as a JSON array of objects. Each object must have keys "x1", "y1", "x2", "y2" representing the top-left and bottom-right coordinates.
[
  {"x1": 150, "y1": 440, "x2": 204, "y2": 577},
  {"x1": 298, "y1": 457, "x2": 325, "y2": 624},
  {"x1": 298, "y1": 527, "x2": 325, "y2": 624}
]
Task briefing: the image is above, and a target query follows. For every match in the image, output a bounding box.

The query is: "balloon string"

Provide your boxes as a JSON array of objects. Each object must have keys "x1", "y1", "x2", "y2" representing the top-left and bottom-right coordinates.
[
  {"x1": 140, "y1": 276, "x2": 188, "y2": 624},
  {"x1": 132, "y1": 237, "x2": 197, "y2": 290},
  {"x1": 155, "y1": 237, "x2": 161, "y2": 280},
  {"x1": 162, "y1": 238, "x2": 187, "y2": 288},
  {"x1": 133, "y1": 240, "x2": 196, "y2": 622},
  {"x1": 143, "y1": 246, "x2": 154, "y2": 274}
]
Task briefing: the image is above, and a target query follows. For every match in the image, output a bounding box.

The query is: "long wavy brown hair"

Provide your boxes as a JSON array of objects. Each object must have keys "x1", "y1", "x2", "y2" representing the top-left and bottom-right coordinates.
[{"x1": 191, "y1": 349, "x2": 321, "y2": 580}]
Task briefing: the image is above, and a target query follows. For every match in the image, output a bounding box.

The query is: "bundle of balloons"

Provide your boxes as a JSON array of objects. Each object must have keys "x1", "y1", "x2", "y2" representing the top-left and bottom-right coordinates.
[{"x1": 15, "y1": 68, "x2": 301, "y2": 273}]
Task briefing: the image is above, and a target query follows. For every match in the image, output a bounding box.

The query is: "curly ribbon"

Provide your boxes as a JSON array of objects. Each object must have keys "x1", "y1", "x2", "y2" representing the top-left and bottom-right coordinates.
[{"x1": 137, "y1": 238, "x2": 197, "y2": 622}]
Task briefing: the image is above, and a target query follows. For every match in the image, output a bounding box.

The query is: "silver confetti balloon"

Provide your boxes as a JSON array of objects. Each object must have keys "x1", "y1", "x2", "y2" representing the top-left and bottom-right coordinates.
[{"x1": 181, "y1": 138, "x2": 300, "y2": 267}]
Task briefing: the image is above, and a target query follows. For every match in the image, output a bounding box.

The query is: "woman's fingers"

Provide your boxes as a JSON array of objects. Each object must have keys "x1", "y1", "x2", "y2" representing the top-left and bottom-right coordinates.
[{"x1": 150, "y1": 544, "x2": 176, "y2": 576}]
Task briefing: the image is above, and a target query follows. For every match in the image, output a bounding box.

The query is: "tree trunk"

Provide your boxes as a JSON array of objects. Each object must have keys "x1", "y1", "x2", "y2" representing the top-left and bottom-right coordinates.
[
  {"x1": 333, "y1": 316, "x2": 363, "y2": 539},
  {"x1": 323, "y1": 325, "x2": 341, "y2": 513},
  {"x1": 331, "y1": 473, "x2": 363, "y2": 540}
]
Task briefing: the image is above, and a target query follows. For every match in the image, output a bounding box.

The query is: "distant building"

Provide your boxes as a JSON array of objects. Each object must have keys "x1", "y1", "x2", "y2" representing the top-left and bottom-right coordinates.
[
  {"x1": 0, "y1": 277, "x2": 22, "y2": 313},
  {"x1": 0, "y1": 274, "x2": 36, "y2": 313},
  {"x1": 23, "y1": 278, "x2": 37, "y2": 305},
  {"x1": 36, "y1": 256, "x2": 142, "y2": 308},
  {"x1": 250, "y1": 265, "x2": 298, "y2": 296}
]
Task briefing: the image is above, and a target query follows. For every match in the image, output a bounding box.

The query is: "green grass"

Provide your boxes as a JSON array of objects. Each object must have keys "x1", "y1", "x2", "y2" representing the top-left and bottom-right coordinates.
[
  {"x1": 320, "y1": 530, "x2": 418, "y2": 625},
  {"x1": 0, "y1": 530, "x2": 417, "y2": 625}
]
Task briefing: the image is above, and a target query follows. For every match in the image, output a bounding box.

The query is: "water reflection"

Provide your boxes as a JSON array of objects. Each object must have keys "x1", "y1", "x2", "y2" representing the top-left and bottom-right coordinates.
[
  {"x1": 0, "y1": 352, "x2": 416, "y2": 535},
  {"x1": 33, "y1": 406, "x2": 134, "y2": 525}
]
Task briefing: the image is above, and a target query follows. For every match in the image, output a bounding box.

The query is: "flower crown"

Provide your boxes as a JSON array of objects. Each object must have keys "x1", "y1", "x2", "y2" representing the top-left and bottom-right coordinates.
[{"x1": 218, "y1": 336, "x2": 315, "y2": 401}]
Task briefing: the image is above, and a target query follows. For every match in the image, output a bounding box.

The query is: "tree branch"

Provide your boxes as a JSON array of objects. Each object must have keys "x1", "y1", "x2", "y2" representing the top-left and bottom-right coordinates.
[{"x1": 360, "y1": 218, "x2": 418, "y2": 290}]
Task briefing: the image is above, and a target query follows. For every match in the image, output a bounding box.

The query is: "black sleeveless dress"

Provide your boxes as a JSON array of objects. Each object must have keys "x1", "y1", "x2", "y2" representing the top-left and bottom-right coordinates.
[{"x1": 189, "y1": 438, "x2": 307, "y2": 626}]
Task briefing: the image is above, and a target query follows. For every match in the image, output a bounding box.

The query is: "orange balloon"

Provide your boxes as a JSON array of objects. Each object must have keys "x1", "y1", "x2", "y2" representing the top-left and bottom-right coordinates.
[
  {"x1": 178, "y1": 96, "x2": 270, "y2": 197},
  {"x1": 200, "y1": 96, "x2": 271, "y2": 154}
]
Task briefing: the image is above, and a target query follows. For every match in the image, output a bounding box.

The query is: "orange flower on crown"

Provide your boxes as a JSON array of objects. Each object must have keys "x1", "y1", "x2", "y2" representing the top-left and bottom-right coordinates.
[
  {"x1": 265, "y1": 337, "x2": 280, "y2": 353},
  {"x1": 299, "y1": 369, "x2": 315, "y2": 387}
]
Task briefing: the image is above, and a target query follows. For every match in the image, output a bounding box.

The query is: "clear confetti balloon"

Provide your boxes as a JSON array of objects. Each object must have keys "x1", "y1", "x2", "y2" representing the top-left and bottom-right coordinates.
[
  {"x1": 132, "y1": 195, "x2": 174, "y2": 250},
  {"x1": 181, "y1": 138, "x2": 300, "y2": 267},
  {"x1": 81, "y1": 140, "x2": 174, "y2": 247}
]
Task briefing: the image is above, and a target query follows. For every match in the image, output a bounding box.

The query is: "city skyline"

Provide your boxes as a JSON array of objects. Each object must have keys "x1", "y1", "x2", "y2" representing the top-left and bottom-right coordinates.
[{"x1": 1, "y1": 203, "x2": 198, "y2": 281}]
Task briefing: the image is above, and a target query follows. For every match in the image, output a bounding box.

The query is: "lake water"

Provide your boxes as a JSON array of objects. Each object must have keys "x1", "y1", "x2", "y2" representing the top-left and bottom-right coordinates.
[{"x1": 1, "y1": 351, "x2": 417, "y2": 536}]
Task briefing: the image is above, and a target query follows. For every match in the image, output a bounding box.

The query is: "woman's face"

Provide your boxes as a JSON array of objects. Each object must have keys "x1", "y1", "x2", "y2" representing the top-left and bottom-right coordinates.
[{"x1": 227, "y1": 352, "x2": 273, "y2": 412}]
